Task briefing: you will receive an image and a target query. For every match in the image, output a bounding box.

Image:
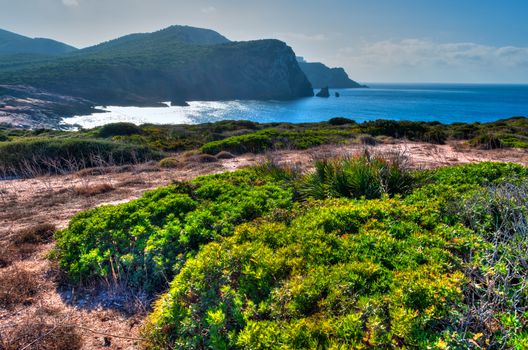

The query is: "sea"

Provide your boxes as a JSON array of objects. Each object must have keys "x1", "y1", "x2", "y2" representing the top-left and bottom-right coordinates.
[{"x1": 63, "y1": 83, "x2": 528, "y2": 128}]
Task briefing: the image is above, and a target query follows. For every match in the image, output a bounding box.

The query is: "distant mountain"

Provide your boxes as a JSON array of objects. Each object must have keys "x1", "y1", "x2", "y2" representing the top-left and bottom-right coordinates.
[
  {"x1": 0, "y1": 26, "x2": 313, "y2": 106},
  {"x1": 298, "y1": 59, "x2": 366, "y2": 89},
  {"x1": 0, "y1": 29, "x2": 77, "y2": 55},
  {"x1": 83, "y1": 25, "x2": 230, "y2": 54}
]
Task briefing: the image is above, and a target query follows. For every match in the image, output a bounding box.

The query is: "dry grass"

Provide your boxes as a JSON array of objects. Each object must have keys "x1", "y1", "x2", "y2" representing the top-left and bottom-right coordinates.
[
  {"x1": 215, "y1": 151, "x2": 235, "y2": 159},
  {"x1": 118, "y1": 178, "x2": 147, "y2": 187},
  {"x1": 0, "y1": 320, "x2": 82, "y2": 350},
  {"x1": 0, "y1": 268, "x2": 40, "y2": 309},
  {"x1": 193, "y1": 153, "x2": 218, "y2": 163},
  {"x1": 74, "y1": 183, "x2": 114, "y2": 197},
  {"x1": 14, "y1": 223, "x2": 56, "y2": 245},
  {"x1": 358, "y1": 134, "x2": 378, "y2": 146}
]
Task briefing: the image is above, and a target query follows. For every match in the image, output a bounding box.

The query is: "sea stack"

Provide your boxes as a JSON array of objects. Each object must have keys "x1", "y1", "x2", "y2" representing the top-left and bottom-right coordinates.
[{"x1": 316, "y1": 87, "x2": 330, "y2": 98}]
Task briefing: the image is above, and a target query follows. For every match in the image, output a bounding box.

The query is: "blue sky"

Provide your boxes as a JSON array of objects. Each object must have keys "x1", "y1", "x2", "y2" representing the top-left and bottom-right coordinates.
[{"x1": 1, "y1": 0, "x2": 527, "y2": 83}]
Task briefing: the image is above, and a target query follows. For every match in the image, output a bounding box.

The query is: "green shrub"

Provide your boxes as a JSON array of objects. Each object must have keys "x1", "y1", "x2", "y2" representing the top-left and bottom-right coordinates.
[
  {"x1": 328, "y1": 117, "x2": 355, "y2": 126},
  {"x1": 201, "y1": 129, "x2": 277, "y2": 154},
  {"x1": 145, "y1": 197, "x2": 473, "y2": 349},
  {"x1": 97, "y1": 122, "x2": 143, "y2": 138},
  {"x1": 49, "y1": 159, "x2": 528, "y2": 348},
  {"x1": 470, "y1": 133, "x2": 502, "y2": 149},
  {"x1": 54, "y1": 169, "x2": 293, "y2": 292},
  {"x1": 159, "y1": 157, "x2": 181, "y2": 168}
]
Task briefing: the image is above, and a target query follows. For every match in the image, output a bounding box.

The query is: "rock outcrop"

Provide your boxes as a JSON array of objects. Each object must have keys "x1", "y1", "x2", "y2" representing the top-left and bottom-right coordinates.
[
  {"x1": 0, "y1": 85, "x2": 98, "y2": 128},
  {"x1": 316, "y1": 87, "x2": 330, "y2": 98},
  {"x1": 298, "y1": 61, "x2": 366, "y2": 89}
]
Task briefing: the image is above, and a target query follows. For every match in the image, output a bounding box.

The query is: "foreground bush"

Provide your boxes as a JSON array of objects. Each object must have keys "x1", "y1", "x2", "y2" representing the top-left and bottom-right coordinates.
[
  {"x1": 144, "y1": 197, "x2": 473, "y2": 349},
  {"x1": 54, "y1": 169, "x2": 293, "y2": 292},
  {"x1": 53, "y1": 160, "x2": 528, "y2": 348},
  {"x1": 142, "y1": 162, "x2": 528, "y2": 349},
  {"x1": 0, "y1": 138, "x2": 163, "y2": 177}
]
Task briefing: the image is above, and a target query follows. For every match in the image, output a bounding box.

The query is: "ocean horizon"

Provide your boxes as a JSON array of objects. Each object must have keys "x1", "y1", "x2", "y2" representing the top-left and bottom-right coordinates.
[{"x1": 64, "y1": 83, "x2": 528, "y2": 128}]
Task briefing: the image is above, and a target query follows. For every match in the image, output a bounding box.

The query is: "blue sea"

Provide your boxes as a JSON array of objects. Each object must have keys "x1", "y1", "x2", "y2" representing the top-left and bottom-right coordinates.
[{"x1": 64, "y1": 83, "x2": 528, "y2": 128}]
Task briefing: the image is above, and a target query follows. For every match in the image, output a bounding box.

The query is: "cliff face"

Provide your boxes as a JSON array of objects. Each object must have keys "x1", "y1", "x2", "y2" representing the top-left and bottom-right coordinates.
[
  {"x1": 298, "y1": 62, "x2": 365, "y2": 89},
  {"x1": 0, "y1": 27, "x2": 313, "y2": 105}
]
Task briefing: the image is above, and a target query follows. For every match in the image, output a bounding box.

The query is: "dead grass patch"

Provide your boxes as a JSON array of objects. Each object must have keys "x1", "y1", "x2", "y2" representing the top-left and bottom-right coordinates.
[
  {"x1": 192, "y1": 154, "x2": 218, "y2": 163},
  {"x1": 14, "y1": 223, "x2": 56, "y2": 245},
  {"x1": 0, "y1": 268, "x2": 40, "y2": 309},
  {"x1": 215, "y1": 151, "x2": 235, "y2": 159},
  {"x1": 74, "y1": 183, "x2": 114, "y2": 197},
  {"x1": 0, "y1": 320, "x2": 82, "y2": 350},
  {"x1": 118, "y1": 178, "x2": 147, "y2": 187}
]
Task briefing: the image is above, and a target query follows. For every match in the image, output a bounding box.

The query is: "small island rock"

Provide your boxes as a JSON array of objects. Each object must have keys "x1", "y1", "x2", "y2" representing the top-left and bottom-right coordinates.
[{"x1": 316, "y1": 87, "x2": 330, "y2": 98}]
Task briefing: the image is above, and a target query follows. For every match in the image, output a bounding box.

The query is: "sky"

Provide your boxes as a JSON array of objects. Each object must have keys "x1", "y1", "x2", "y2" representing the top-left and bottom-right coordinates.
[{"x1": 1, "y1": 0, "x2": 527, "y2": 83}]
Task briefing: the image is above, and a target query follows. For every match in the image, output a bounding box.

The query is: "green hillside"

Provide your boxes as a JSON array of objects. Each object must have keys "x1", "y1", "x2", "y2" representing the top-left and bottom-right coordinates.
[
  {"x1": 0, "y1": 26, "x2": 313, "y2": 105},
  {"x1": 0, "y1": 28, "x2": 77, "y2": 55}
]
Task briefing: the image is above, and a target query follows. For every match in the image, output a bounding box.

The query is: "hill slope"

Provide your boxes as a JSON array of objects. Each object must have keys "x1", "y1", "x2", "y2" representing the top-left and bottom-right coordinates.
[
  {"x1": 0, "y1": 26, "x2": 313, "y2": 105},
  {"x1": 299, "y1": 61, "x2": 365, "y2": 88},
  {"x1": 0, "y1": 28, "x2": 77, "y2": 55}
]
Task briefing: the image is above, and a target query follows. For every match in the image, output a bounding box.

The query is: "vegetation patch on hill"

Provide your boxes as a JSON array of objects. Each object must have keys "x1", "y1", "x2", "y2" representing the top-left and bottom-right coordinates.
[{"x1": 3, "y1": 117, "x2": 528, "y2": 178}]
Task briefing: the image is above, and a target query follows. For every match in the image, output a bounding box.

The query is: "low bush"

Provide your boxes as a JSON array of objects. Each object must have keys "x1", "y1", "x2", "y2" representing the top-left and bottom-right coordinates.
[
  {"x1": 454, "y1": 183, "x2": 528, "y2": 348},
  {"x1": 201, "y1": 128, "x2": 353, "y2": 155},
  {"x1": 159, "y1": 157, "x2": 181, "y2": 168},
  {"x1": 97, "y1": 122, "x2": 143, "y2": 138},
  {"x1": 328, "y1": 117, "x2": 355, "y2": 125},
  {"x1": 0, "y1": 138, "x2": 164, "y2": 177},
  {"x1": 470, "y1": 133, "x2": 503, "y2": 149},
  {"x1": 54, "y1": 169, "x2": 294, "y2": 292}
]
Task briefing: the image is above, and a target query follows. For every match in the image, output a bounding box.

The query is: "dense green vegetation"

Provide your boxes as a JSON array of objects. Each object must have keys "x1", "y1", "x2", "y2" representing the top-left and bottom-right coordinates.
[
  {"x1": 0, "y1": 28, "x2": 77, "y2": 55},
  {"x1": 2, "y1": 117, "x2": 528, "y2": 177},
  {"x1": 54, "y1": 169, "x2": 293, "y2": 292},
  {"x1": 53, "y1": 158, "x2": 528, "y2": 349}
]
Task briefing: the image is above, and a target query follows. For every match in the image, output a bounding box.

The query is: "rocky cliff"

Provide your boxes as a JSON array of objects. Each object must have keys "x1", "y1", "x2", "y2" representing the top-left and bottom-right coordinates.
[{"x1": 298, "y1": 61, "x2": 365, "y2": 89}]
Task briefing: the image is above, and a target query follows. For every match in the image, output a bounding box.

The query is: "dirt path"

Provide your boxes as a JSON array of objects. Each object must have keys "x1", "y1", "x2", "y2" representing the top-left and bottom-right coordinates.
[{"x1": 0, "y1": 141, "x2": 527, "y2": 349}]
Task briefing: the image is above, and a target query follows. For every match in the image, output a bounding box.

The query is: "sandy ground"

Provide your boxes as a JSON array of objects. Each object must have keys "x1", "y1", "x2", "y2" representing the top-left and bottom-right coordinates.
[{"x1": 0, "y1": 141, "x2": 527, "y2": 349}]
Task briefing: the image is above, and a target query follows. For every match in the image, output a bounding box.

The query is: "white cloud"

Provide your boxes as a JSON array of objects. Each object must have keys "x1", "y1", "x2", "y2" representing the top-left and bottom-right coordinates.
[
  {"x1": 62, "y1": 0, "x2": 79, "y2": 7},
  {"x1": 343, "y1": 39, "x2": 528, "y2": 68},
  {"x1": 200, "y1": 6, "x2": 216, "y2": 14},
  {"x1": 277, "y1": 32, "x2": 327, "y2": 42},
  {"x1": 339, "y1": 39, "x2": 528, "y2": 82}
]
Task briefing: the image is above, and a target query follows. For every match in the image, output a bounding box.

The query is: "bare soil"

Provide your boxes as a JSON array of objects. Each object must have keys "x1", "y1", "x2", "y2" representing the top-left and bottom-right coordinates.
[{"x1": 0, "y1": 141, "x2": 526, "y2": 349}]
